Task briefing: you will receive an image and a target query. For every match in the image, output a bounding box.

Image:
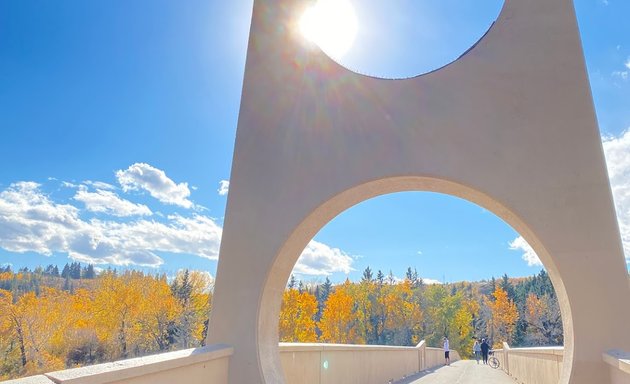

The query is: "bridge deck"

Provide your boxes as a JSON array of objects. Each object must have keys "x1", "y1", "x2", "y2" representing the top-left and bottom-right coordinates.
[{"x1": 394, "y1": 360, "x2": 516, "y2": 384}]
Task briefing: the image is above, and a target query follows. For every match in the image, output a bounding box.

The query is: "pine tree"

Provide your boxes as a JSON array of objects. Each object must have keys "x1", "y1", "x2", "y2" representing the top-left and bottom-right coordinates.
[
  {"x1": 61, "y1": 263, "x2": 70, "y2": 278},
  {"x1": 70, "y1": 262, "x2": 81, "y2": 279},
  {"x1": 405, "y1": 267, "x2": 419, "y2": 287},
  {"x1": 83, "y1": 264, "x2": 96, "y2": 279},
  {"x1": 288, "y1": 274, "x2": 297, "y2": 289},
  {"x1": 362, "y1": 266, "x2": 373, "y2": 283},
  {"x1": 376, "y1": 270, "x2": 385, "y2": 286},
  {"x1": 500, "y1": 274, "x2": 516, "y2": 300}
]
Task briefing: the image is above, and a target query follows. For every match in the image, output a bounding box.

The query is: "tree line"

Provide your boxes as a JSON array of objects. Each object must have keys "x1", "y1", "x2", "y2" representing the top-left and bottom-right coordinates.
[
  {"x1": 280, "y1": 267, "x2": 563, "y2": 358},
  {"x1": 0, "y1": 267, "x2": 212, "y2": 380},
  {"x1": 0, "y1": 263, "x2": 562, "y2": 380}
]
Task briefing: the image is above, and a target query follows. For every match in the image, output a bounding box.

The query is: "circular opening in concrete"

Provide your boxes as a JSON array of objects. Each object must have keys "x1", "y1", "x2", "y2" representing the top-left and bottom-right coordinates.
[{"x1": 302, "y1": 0, "x2": 504, "y2": 79}]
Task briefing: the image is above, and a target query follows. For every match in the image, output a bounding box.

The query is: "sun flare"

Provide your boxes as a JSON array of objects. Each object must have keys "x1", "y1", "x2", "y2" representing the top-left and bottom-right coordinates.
[{"x1": 299, "y1": 0, "x2": 358, "y2": 58}]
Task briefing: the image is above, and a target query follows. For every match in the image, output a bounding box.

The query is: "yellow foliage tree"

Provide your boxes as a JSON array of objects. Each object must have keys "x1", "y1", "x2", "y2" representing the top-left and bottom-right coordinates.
[
  {"x1": 0, "y1": 288, "x2": 69, "y2": 375},
  {"x1": 137, "y1": 275, "x2": 181, "y2": 351},
  {"x1": 279, "y1": 288, "x2": 318, "y2": 342},
  {"x1": 93, "y1": 271, "x2": 149, "y2": 358},
  {"x1": 318, "y1": 282, "x2": 358, "y2": 344},
  {"x1": 383, "y1": 280, "x2": 423, "y2": 345}
]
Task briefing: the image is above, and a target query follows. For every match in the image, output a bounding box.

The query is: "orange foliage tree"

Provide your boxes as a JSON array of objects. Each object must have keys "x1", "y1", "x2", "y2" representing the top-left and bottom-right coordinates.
[{"x1": 486, "y1": 287, "x2": 519, "y2": 347}]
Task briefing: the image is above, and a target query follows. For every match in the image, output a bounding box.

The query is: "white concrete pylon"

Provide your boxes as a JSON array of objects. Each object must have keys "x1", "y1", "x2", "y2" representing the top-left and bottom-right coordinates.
[{"x1": 207, "y1": 0, "x2": 630, "y2": 383}]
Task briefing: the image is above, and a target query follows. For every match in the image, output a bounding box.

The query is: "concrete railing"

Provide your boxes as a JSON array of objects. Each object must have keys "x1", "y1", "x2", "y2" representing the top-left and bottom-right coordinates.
[
  {"x1": 603, "y1": 350, "x2": 630, "y2": 384},
  {"x1": 3, "y1": 344, "x2": 233, "y2": 384},
  {"x1": 280, "y1": 342, "x2": 460, "y2": 384},
  {"x1": 5, "y1": 342, "x2": 459, "y2": 384},
  {"x1": 494, "y1": 343, "x2": 563, "y2": 384}
]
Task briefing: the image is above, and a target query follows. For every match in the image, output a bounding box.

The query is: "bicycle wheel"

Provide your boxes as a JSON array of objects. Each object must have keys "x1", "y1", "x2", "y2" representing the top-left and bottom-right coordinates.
[{"x1": 488, "y1": 356, "x2": 500, "y2": 369}]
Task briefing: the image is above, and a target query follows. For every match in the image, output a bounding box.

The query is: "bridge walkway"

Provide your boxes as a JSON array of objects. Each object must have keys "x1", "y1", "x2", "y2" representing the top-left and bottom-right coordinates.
[{"x1": 394, "y1": 360, "x2": 516, "y2": 384}]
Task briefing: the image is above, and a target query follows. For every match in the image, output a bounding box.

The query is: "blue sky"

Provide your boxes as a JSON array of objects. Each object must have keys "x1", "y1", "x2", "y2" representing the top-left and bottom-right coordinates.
[{"x1": 1, "y1": 0, "x2": 629, "y2": 284}]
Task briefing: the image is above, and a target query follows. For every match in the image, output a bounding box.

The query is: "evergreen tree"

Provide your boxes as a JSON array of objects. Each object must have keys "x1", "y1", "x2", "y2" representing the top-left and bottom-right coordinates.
[
  {"x1": 70, "y1": 262, "x2": 82, "y2": 279},
  {"x1": 361, "y1": 266, "x2": 373, "y2": 283},
  {"x1": 44, "y1": 264, "x2": 59, "y2": 277},
  {"x1": 319, "y1": 277, "x2": 332, "y2": 303},
  {"x1": 288, "y1": 274, "x2": 297, "y2": 289},
  {"x1": 83, "y1": 264, "x2": 96, "y2": 279},
  {"x1": 405, "y1": 267, "x2": 420, "y2": 288},
  {"x1": 376, "y1": 270, "x2": 385, "y2": 286},
  {"x1": 61, "y1": 263, "x2": 71, "y2": 278},
  {"x1": 500, "y1": 274, "x2": 516, "y2": 300}
]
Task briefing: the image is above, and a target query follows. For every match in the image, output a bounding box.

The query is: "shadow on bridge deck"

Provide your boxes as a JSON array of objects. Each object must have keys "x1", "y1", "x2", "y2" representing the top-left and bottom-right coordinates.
[{"x1": 393, "y1": 360, "x2": 516, "y2": 384}]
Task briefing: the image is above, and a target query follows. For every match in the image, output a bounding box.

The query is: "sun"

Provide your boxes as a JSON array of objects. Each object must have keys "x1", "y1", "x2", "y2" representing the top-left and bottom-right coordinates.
[{"x1": 299, "y1": 0, "x2": 358, "y2": 59}]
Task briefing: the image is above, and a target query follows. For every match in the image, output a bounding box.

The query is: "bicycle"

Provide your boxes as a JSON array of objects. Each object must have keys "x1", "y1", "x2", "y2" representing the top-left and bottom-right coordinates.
[{"x1": 488, "y1": 350, "x2": 500, "y2": 369}]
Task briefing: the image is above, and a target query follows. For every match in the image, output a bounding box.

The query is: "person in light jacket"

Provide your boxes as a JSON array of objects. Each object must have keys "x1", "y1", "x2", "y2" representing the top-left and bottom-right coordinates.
[
  {"x1": 443, "y1": 336, "x2": 450, "y2": 366},
  {"x1": 473, "y1": 339, "x2": 481, "y2": 364}
]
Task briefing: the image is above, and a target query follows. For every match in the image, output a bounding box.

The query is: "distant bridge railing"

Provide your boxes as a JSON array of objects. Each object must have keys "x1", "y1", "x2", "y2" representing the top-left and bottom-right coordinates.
[{"x1": 280, "y1": 341, "x2": 460, "y2": 384}]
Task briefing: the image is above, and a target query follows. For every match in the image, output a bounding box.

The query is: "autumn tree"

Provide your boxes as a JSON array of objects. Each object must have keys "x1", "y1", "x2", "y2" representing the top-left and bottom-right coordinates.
[
  {"x1": 279, "y1": 288, "x2": 318, "y2": 342},
  {"x1": 382, "y1": 280, "x2": 422, "y2": 346},
  {"x1": 93, "y1": 271, "x2": 147, "y2": 358},
  {"x1": 318, "y1": 281, "x2": 358, "y2": 343},
  {"x1": 0, "y1": 288, "x2": 70, "y2": 376},
  {"x1": 486, "y1": 286, "x2": 519, "y2": 347},
  {"x1": 525, "y1": 293, "x2": 563, "y2": 346}
]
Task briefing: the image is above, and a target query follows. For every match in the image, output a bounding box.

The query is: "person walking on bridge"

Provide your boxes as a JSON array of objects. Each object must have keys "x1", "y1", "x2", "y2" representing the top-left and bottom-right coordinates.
[
  {"x1": 443, "y1": 336, "x2": 450, "y2": 366},
  {"x1": 473, "y1": 339, "x2": 481, "y2": 364},
  {"x1": 480, "y1": 338, "x2": 490, "y2": 365}
]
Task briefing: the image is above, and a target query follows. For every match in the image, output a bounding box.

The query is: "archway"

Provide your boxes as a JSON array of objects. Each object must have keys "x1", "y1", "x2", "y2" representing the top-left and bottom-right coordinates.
[
  {"x1": 207, "y1": 0, "x2": 630, "y2": 382},
  {"x1": 259, "y1": 177, "x2": 571, "y2": 382}
]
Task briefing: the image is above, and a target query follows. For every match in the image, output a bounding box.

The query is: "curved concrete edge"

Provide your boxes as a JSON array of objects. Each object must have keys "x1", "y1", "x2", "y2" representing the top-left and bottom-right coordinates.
[
  {"x1": 603, "y1": 350, "x2": 630, "y2": 375},
  {"x1": 43, "y1": 344, "x2": 233, "y2": 384}
]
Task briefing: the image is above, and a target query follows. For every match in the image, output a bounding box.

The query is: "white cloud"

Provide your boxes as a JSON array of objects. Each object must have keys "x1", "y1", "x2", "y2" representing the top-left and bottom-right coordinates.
[
  {"x1": 83, "y1": 180, "x2": 116, "y2": 190},
  {"x1": 61, "y1": 181, "x2": 79, "y2": 188},
  {"x1": 625, "y1": 57, "x2": 630, "y2": 70},
  {"x1": 294, "y1": 240, "x2": 354, "y2": 276},
  {"x1": 0, "y1": 174, "x2": 356, "y2": 274},
  {"x1": 74, "y1": 187, "x2": 152, "y2": 217},
  {"x1": 0, "y1": 182, "x2": 222, "y2": 267},
  {"x1": 116, "y1": 163, "x2": 193, "y2": 208},
  {"x1": 612, "y1": 71, "x2": 628, "y2": 81},
  {"x1": 603, "y1": 130, "x2": 630, "y2": 263},
  {"x1": 417, "y1": 250, "x2": 423, "y2": 255},
  {"x1": 509, "y1": 236, "x2": 543, "y2": 267},
  {"x1": 422, "y1": 278, "x2": 442, "y2": 285},
  {"x1": 218, "y1": 180, "x2": 230, "y2": 196}
]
